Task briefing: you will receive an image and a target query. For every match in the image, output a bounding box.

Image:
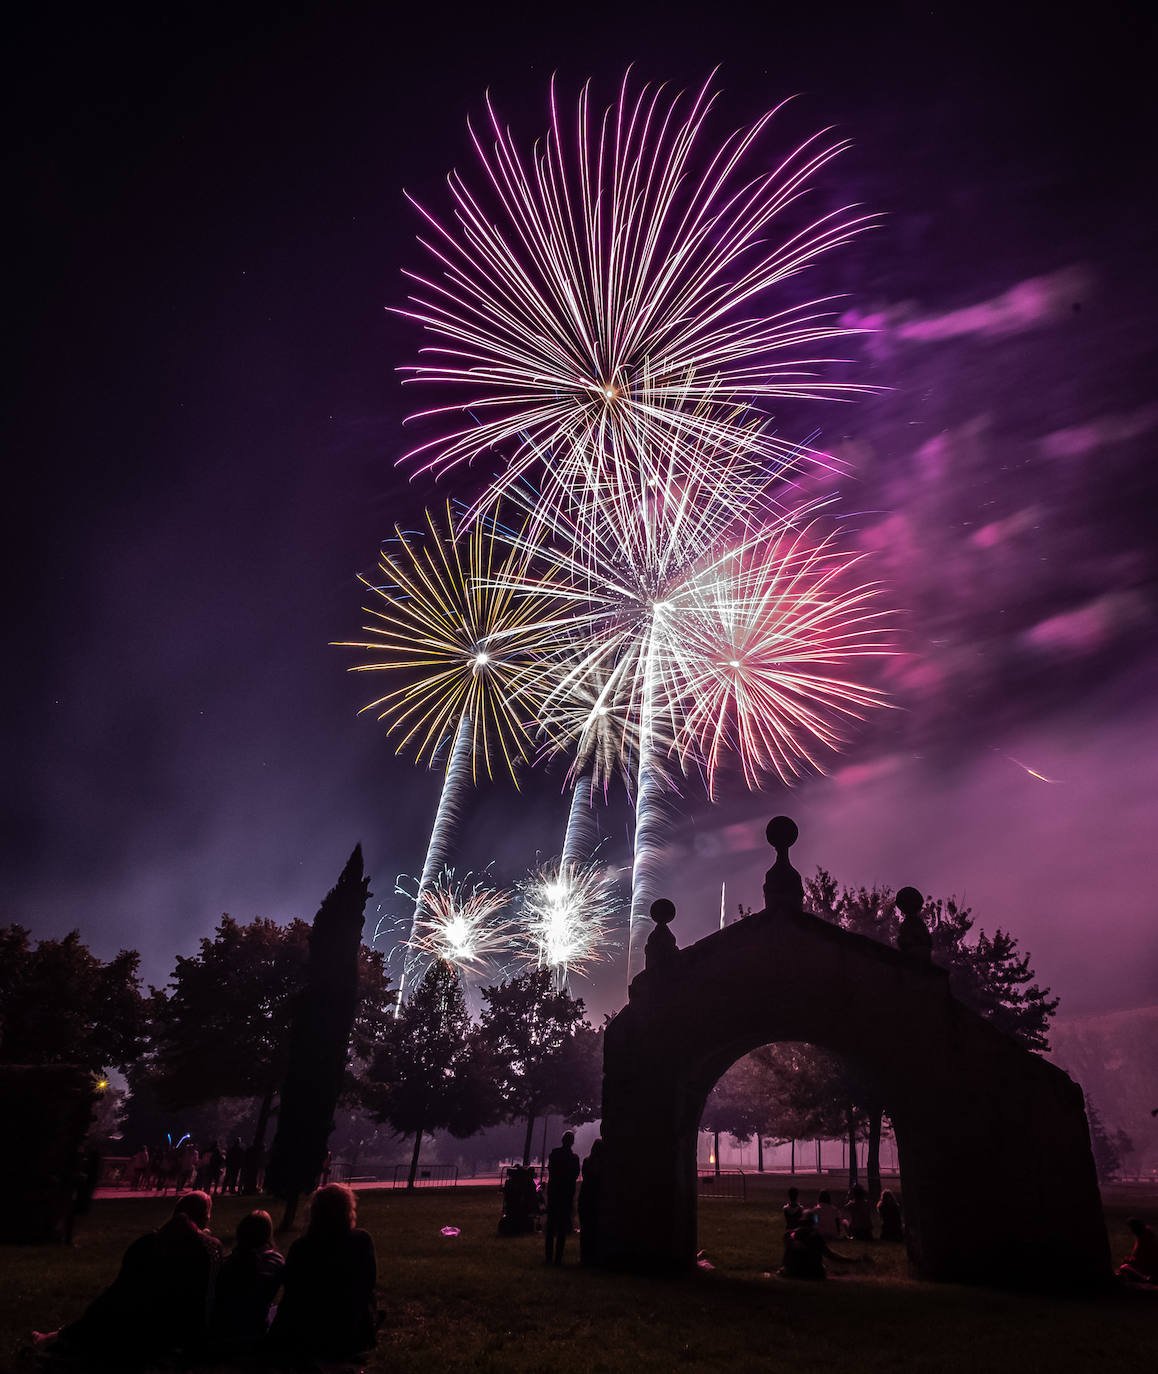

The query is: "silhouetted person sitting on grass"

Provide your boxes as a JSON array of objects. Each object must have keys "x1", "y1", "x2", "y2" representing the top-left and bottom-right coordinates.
[
  {"x1": 544, "y1": 1130, "x2": 581, "y2": 1265},
  {"x1": 34, "y1": 1190, "x2": 222, "y2": 1369},
  {"x1": 269, "y1": 1183, "x2": 377, "y2": 1365},
  {"x1": 877, "y1": 1188, "x2": 904, "y2": 1242},
  {"x1": 782, "y1": 1186, "x2": 804, "y2": 1230},
  {"x1": 1118, "y1": 1217, "x2": 1158, "y2": 1286},
  {"x1": 842, "y1": 1184, "x2": 874, "y2": 1241},
  {"x1": 779, "y1": 1211, "x2": 853, "y2": 1280},
  {"x1": 210, "y1": 1209, "x2": 284, "y2": 1358},
  {"x1": 811, "y1": 1189, "x2": 841, "y2": 1239}
]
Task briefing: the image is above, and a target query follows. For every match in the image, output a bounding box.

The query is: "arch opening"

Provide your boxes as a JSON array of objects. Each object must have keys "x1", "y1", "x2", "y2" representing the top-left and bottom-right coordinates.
[{"x1": 696, "y1": 1040, "x2": 900, "y2": 1187}]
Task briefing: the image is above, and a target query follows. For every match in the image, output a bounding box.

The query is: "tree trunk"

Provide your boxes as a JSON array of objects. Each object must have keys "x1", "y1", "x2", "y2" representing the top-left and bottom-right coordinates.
[
  {"x1": 847, "y1": 1109, "x2": 859, "y2": 1189},
  {"x1": 790, "y1": 1138, "x2": 795, "y2": 1175},
  {"x1": 278, "y1": 1193, "x2": 299, "y2": 1233},
  {"x1": 407, "y1": 1122, "x2": 425, "y2": 1190},
  {"x1": 867, "y1": 1103, "x2": 883, "y2": 1201},
  {"x1": 245, "y1": 1087, "x2": 276, "y2": 1192},
  {"x1": 757, "y1": 1134, "x2": 764, "y2": 1172},
  {"x1": 522, "y1": 1111, "x2": 536, "y2": 1168},
  {"x1": 713, "y1": 1130, "x2": 721, "y2": 1175},
  {"x1": 252, "y1": 1087, "x2": 275, "y2": 1154}
]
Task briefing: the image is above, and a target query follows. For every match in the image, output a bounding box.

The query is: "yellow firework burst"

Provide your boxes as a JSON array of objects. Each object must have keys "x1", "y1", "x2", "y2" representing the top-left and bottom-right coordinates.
[{"x1": 339, "y1": 502, "x2": 563, "y2": 785}]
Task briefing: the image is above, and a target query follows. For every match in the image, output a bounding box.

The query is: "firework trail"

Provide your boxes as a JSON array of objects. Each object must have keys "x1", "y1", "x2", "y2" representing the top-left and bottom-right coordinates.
[
  {"x1": 412, "y1": 711, "x2": 474, "y2": 933},
  {"x1": 397, "y1": 75, "x2": 874, "y2": 514},
  {"x1": 405, "y1": 866, "x2": 517, "y2": 983},
  {"x1": 559, "y1": 772, "x2": 596, "y2": 872},
  {"x1": 538, "y1": 669, "x2": 636, "y2": 874},
  {"x1": 516, "y1": 860, "x2": 620, "y2": 991},
  {"x1": 337, "y1": 502, "x2": 561, "y2": 1004}
]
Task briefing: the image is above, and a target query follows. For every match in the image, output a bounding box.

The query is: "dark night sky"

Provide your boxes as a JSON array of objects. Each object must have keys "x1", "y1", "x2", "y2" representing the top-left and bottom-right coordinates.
[{"x1": 4, "y1": 2, "x2": 1156, "y2": 1021}]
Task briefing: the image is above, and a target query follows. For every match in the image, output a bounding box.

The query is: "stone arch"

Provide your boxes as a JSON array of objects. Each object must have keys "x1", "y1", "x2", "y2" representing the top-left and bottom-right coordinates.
[{"x1": 598, "y1": 819, "x2": 1109, "y2": 1289}]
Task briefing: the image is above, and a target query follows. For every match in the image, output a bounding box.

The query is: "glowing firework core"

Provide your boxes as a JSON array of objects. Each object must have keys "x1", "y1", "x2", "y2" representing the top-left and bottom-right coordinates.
[
  {"x1": 517, "y1": 861, "x2": 620, "y2": 990},
  {"x1": 407, "y1": 867, "x2": 515, "y2": 980}
]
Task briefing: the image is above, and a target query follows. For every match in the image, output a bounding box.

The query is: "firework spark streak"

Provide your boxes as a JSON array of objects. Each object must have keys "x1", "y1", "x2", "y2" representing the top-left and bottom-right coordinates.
[
  {"x1": 677, "y1": 522, "x2": 893, "y2": 798},
  {"x1": 397, "y1": 75, "x2": 875, "y2": 512},
  {"x1": 405, "y1": 867, "x2": 517, "y2": 982},
  {"x1": 516, "y1": 861, "x2": 620, "y2": 991}
]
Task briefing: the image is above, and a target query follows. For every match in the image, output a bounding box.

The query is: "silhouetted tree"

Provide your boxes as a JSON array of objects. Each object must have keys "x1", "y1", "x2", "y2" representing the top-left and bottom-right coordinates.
[
  {"x1": 144, "y1": 915, "x2": 393, "y2": 1163},
  {"x1": 0, "y1": 925, "x2": 143, "y2": 1075},
  {"x1": 266, "y1": 846, "x2": 374, "y2": 1229},
  {"x1": 366, "y1": 962, "x2": 487, "y2": 1187},
  {"x1": 806, "y1": 870, "x2": 1059, "y2": 1047},
  {"x1": 476, "y1": 968, "x2": 596, "y2": 1165},
  {"x1": 802, "y1": 869, "x2": 1059, "y2": 1195}
]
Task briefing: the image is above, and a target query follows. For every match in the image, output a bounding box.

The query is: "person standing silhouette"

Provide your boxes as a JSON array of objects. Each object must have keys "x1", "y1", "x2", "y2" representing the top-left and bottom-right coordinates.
[
  {"x1": 544, "y1": 1131, "x2": 581, "y2": 1265},
  {"x1": 577, "y1": 1138, "x2": 604, "y2": 1265}
]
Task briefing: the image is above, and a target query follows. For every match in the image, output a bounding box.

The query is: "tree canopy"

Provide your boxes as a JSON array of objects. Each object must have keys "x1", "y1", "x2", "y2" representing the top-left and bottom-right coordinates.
[
  {"x1": 476, "y1": 968, "x2": 600, "y2": 1165},
  {"x1": 0, "y1": 925, "x2": 143, "y2": 1075},
  {"x1": 141, "y1": 912, "x2": 394, "y2": 1152},
  {"x1": 365, "y1": 961, "x2": 489, "y2": 1186}
]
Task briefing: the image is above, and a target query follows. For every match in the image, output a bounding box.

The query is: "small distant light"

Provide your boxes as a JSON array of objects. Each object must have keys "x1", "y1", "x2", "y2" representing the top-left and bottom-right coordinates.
[{"x1": 96, "y1": 1079, "x2": 109, "y2": 1092}]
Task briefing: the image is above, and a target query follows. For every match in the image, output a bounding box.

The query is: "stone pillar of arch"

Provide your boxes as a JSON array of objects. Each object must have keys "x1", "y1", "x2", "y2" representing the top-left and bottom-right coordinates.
[{"x1": 598, "y1": 818, "x2": 1110, "y2": 1290}]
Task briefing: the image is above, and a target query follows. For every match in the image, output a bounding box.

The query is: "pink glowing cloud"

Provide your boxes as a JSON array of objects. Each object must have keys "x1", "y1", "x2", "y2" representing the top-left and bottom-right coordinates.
[
  {"x1": 1022, "y1": 592, "x2": 1146, "y2": 657},
  {"x1": 1040, "y1": 403, "x2": 1158, "y2": 460}
]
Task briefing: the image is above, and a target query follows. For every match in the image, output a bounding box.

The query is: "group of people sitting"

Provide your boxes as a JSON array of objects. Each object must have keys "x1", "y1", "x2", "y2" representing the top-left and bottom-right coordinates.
[
  {"x1": 782, "y1": 1184, "x2": 903, "y2": 1245},
  {"x1": 778, "y1": 1184, "x2": 904, "y2": 1280},
  {"x1": 34, "y1": 1183, "x2": 377, "y2": 1370}
]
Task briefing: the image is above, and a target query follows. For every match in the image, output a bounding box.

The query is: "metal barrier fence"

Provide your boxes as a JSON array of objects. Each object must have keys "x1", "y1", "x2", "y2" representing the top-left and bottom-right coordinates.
[
  {"x1": 698, "y1": 1169, "x2": 747, "y2": 1201},
  {"x1": 388, "y1": 1164, "x2": 459, "y2": 1189}
]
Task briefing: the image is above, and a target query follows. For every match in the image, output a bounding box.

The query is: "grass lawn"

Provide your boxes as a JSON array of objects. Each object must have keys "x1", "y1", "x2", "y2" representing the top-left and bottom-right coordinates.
[{"x1": 2, "y1": 1175, "x2": 1155, "y2": 1373}]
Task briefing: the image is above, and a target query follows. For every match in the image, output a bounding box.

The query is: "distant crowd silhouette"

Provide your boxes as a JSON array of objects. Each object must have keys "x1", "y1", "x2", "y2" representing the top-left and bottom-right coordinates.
[
  {"x1": 34, "y1": 1184, "x2": 377, "y2": 1370},
  {"x1": 122, "y1": 1137, "x2": 316, "y2": 1198}
]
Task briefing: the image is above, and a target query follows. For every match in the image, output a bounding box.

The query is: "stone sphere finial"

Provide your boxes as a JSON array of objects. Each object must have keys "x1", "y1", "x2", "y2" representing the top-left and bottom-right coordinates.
[
  {"x1": 763, "y1": 815, "x2": 804, "y2": 916},
  {"x1": 644, "y1": 898, "x2": 678, "y2": 971},
  {"x1": 895, "y1": 885, "x2": 932, "y2": 962},
  {"x1": 766, "y1": 815, "x2": 799, "y2": 852},
  {"x1": 896, "y1": 886, "x2": 923, "y2": 919},
  {"x1": 650, "y1": 898, "x2": 676, "y2": 926}
]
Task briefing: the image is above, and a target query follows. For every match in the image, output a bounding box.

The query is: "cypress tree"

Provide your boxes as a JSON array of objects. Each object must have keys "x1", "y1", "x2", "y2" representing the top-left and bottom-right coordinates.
[{"x1": 266, "y1": 845, "x2": 370, "y2": 1228}]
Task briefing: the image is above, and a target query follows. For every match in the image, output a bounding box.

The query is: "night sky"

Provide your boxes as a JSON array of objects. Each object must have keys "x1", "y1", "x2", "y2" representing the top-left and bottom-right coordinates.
[{"x1": 5, "y1": 2, "x2": 1156, "y2": 1022}]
